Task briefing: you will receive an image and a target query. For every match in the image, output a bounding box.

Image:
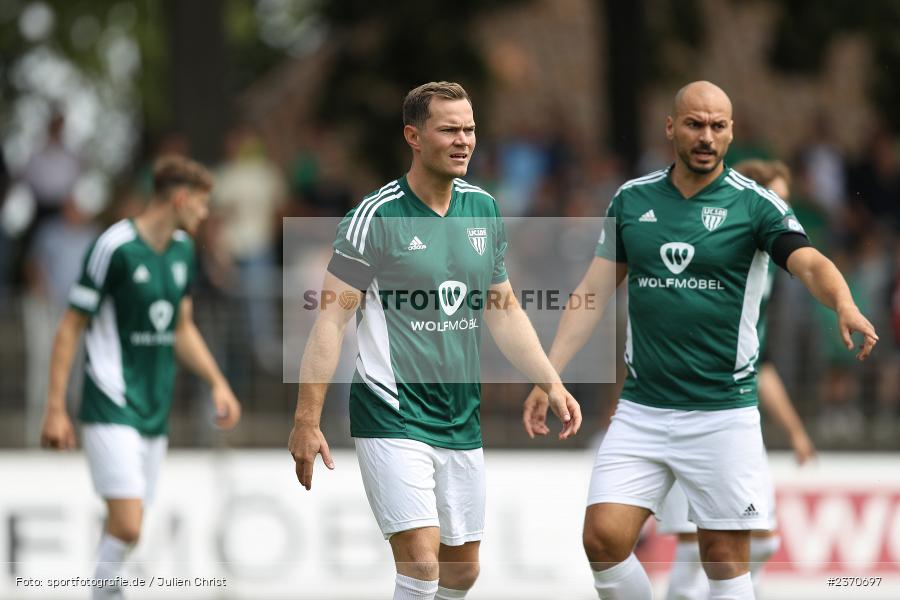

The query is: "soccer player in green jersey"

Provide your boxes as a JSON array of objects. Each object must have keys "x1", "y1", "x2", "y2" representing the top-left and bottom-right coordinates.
[
  {"x1": 522, "y1": 81, "x2": 877, "y2": 600},
  {"x1": 288, "y1": 81, "x2": 582, "y2": 600},
  {"x1": 658, "y1": 159, "x2": 816, "y2": 600},
  {"x1": 40, "y1": 156, "x2": 241, "y2": 599}
]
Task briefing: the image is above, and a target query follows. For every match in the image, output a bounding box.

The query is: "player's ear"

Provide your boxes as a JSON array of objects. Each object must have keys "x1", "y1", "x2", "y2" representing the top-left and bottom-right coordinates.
[
  {"x1": 404, "y1": 124, "x2": 420, "y2": 150},
  {"x1": 665, "y1": 116, "x2": 674, "y2": 140}
]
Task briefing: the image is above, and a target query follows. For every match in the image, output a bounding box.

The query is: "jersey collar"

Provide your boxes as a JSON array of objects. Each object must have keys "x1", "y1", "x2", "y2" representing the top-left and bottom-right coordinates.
[
  {"x1": 130, "y1": 218, "x2": 175, "y2": 256},
  {"x1": 398, "y1": 174, "x2": 458, "y2": 217},
  {"x1": 665, "y1": 162, "x2": 732, "y2": 200}
]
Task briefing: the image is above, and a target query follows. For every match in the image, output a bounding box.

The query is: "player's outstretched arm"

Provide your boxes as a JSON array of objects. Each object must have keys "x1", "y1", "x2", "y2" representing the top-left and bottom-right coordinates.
[
  {"x1": 484, "y1": 279, "x2": 582, "y2": 440},
  {"x1": 522, "y1": 257, "x2": 626, "y2": 438},
  {"x1": 175, "y1": 297, "x2": 241, "y2": 430},
  {"x1": 786, "y1": 247, "x2": 878, "y2": 360},
  {"x1": 757, "y1": 362, "x2": 815, "y2": 465},
  {"x1": 289, "y1": 272, "x2": 362, "y2": 490},
  {"x1": 40, "y1": 308, "x2": 88, "y2": 450}
]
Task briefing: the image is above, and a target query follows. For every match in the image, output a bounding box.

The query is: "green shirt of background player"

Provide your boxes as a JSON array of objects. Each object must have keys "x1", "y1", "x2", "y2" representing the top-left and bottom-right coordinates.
[
  {"x1": 288, "y1": 82, "x2": 582, "y2": 600},
  {"x1": 522, "y1": 81, "x2": 878, "y2": 600},
  {"x1": 40, "y1": 156, "x2": 241, "y2": 599}
]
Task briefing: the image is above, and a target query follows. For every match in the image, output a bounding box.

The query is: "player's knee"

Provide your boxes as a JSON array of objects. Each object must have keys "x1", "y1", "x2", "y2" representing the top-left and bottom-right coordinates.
[
  {"x1": 700, "y1": 542, "x2": 745, "y2": 579},
  {"x1": 395, "y1": 546, "x2": 440, "y2": 581},
  {"x1": 401, "y1": 560, "x2": 439, "y2": 582},
  {"x1": 440, "y1": 561, "x2": 479, "y2": 590},
  {"x1": 109, "y1": 522, "x2": 141, "y2": 545},
  {"x1": 583, "y1": 524, "x2": 629, "y2": 565}
]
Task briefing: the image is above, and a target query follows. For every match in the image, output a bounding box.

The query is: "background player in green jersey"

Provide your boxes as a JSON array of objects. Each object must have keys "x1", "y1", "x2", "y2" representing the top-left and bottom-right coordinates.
[
  {"x1": 659, "y1": 159, "x2": 816, "y2": 600},
  {"x1": 288, "y1": 82, "x2": 582, "y2": 600},
  {"x1": 523, "y1": 81, "x2": 877, "y2": 600},
  {"x1": 40, "y1": 156, "x2": 241, "y2": 599}
]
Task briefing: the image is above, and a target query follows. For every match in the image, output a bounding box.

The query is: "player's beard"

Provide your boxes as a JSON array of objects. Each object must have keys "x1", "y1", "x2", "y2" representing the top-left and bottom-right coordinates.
[{"x1": 678, "y1": 144, "x2": 722, "y2": 175}]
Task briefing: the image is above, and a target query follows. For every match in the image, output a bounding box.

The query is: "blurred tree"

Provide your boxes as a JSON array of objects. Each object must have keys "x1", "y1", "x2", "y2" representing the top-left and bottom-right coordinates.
[
  {"x1": 166, "y1": 0, "x2": 227, "y2": 162},
  {"x1": 766, "y1": 0, "x2": 900, "y2": 132},
  {"x1": 312, "y1": 0, "x2": 526, "y2": 180},
  {"x1": 0, "y1": 1, "x2": 296, "y2": 173},
  {"x1": 0, "y1": 0, "x2": 159, "y2": 173},
  {"x1": 599, "y1": 0, "x2": 705, "y2": 174}
]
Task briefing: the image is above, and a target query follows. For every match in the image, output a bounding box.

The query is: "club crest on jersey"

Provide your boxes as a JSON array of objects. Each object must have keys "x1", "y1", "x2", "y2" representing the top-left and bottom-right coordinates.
[
  {"x1": 149, "y1": 300, "x2": 174, "y2": 332},
  {"x1": 171, "y1": 262, "x2": 187, "y2": 289},
  {"x1": 467, "y1": 227, "x2": 487, "y2": 256},
  {"x1": 701, "y1": 207, "x2": 728, "y2": 232},
  {"x1": 438, "y1": 280, "x2": 467, "y2": 316}
]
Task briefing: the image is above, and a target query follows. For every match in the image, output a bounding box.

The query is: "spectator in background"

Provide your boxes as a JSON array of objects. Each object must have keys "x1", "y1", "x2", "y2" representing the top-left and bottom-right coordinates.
[
  {"x1": 723, "y1": 109, "x2": 773, "y2": 165},
  {"x1": 884, "y1": 262, "x2": 900, "y2": 443},
  {"x1": 856, "y1": 226, "x2": 896, "y2": 444},
  {"x1": 0, "y1": 145, "x2": 10, "y2": 302},
  {"x1": 213, "y1": 125, "x2": 287, "y2": 368},
  {"x1": 813, "y1": 246, "x2": 868, "y2": 444},
  {"x1": 764, "y1": 161, "x2": 830, "y2": 395},
  {"x1": 848, "y1": 128, "x2": 900, "y2": 230},
  {"x1": 22, "y1": 110, "x2": 82, "y2": 245},
  {"x1": 285, "y1": 126, "x2": 355, "y2": 218},
  {"x1": 496, "y1": 122, "x2": 551, "y2": 216},
  {"x1": 287, "y1": 129, "x2": 320, "y2": 214},
  {"x1": 22, "y1": 197, "x2": 99, "y2": 446},
  {"x1": 800, "y1": 114, "x2": 847, "y2": 224}
]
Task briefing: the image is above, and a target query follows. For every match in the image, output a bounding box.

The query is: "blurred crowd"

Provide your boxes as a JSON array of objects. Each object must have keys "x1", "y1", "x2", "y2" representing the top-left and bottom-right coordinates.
[{"x1": 2, "y1": 108, "x2": 899, "y2": 450}]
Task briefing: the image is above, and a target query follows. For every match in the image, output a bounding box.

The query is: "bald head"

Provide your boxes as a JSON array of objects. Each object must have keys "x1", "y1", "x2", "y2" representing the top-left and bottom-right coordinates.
[
  {"x1": 672, "y1": 81, "x2": 733, "y2": 119},
  {"x1": 666, "y1": 81, "x2": 734, "y2": 177}
]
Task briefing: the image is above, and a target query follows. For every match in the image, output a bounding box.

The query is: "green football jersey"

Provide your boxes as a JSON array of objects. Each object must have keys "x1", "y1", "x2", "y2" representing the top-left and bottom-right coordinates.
[
  {"x1": 327, "y1": 175, "x2": 507, "y2": 450},
  {"x1": 68, "y1": 219, "x2": 196, "y2": 435},
  {"x1": 596, "y1": 166, "x2": 806, "y2": 410},
  {"x1": 756, "y1": 261, "x2": 776, "y2": 360}
]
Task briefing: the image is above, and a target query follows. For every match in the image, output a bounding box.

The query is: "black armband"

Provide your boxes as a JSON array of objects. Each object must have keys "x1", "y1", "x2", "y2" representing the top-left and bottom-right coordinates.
[
  {"x1": 326, "y1": 251, "x2": 374, "y2": 291},
  {"x1": 771, "y1": 232, "x2": 811, "y2": 272}
]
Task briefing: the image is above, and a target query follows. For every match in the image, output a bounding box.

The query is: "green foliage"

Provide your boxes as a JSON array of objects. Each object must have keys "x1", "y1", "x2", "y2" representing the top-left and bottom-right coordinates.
[
  {"x1": 643, "y1": 0, "x2": 706, "y2": 83},
  {"x1": 766, "y1": 0, "x2": 900, "y2": 131},
  {"x1": 223, "y1": 0, "x2": 288, "y2": 101}
]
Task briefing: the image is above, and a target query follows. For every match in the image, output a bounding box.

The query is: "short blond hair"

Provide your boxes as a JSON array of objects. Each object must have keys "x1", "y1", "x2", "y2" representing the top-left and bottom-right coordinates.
[
  {"x1": 733, "y1": 159, "x2": 790, "y2": 189},
  {"x1": 153, "y1": 155, "x2": 214, "y2": 197},
  {"x1": 402, "y1": 81, "x2": 471, "y2": 127}
]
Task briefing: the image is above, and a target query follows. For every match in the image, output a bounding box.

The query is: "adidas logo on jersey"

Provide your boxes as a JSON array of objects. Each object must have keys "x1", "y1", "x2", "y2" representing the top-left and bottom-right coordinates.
[
  {"x1": 408, "y1": 236, "x2": 427, "y2": 251},
  {"x1": 743, "y1": 503, "x2": 759, "y2": 518},
  {"x1": 639, "y1": 209, "x2": 657, "y2": 222},
  {"x1": 133, "y1": 264, "x2": 150, "y2": 283}
]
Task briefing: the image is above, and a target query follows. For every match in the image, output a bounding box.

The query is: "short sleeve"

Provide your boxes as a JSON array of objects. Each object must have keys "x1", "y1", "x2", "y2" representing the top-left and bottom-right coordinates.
[
  {"x1": 327, "y1": 206, "x2": 382, "y2": 290},
  {"x1": 595, "y1": 193, "x2": 626, "y2": 262},
  {"x1": 68, "y1": 240, "x2": 121, "y2": 316},
  {"x1": 491, "y1": 204, "x2": 508, "y2": 284},
  {"x1": 750, "y1": 188, "x2": 808, "y2": 254}
]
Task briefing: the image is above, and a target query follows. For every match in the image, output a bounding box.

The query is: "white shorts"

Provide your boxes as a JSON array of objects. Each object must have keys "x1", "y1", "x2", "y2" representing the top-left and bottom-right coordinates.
[
  {"x1": 355, "y1": 437, "x2": 485, "y2": 546},
  {"x1": 658, "y1": 476, "x2": 778, "y2": 534},
  {"x1": 587, "y1": 399, "x2": 771, "y2": 530},
  {"x1": 82, "y1": 424, "x2": 168, "y2": 503}
]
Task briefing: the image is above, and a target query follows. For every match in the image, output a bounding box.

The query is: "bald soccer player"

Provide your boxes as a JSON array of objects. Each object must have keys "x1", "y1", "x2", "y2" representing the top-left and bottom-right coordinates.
[{"x1": 522, "y1": 81, "x2": 878, "y2": 599}]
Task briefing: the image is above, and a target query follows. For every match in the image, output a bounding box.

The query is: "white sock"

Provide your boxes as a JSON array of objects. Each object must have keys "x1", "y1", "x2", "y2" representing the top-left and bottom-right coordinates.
[
  {"x1": 435, "y1": 586, "x2": 468, "y2": 599},
  {"x1": 394, "y1": 573, "x2": 439, "y2": 600},
  {"x1": 665, "y1": 541, "x2": 709, "y2": 600},
  {"x1": 749, "y1": 536, "x2": 780, "y2": 597},
  {"x1": 592, "y1": 553, "x2": 653, "y2": 600},
  {"x1": 93, "y1": 533, "x2": 130, "y2": 599},
  {"x1": 708, "y1": 572, "x2": 754, "y2": 600}
]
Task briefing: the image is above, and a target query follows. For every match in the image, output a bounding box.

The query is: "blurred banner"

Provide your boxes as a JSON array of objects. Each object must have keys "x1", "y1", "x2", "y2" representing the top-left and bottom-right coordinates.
[
  {"x1": 2, "y1": 451, "x2": 899, "y2": 599},
  {"x1": 283, "y1": 217, "x2": 617, "y2": 384}
]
